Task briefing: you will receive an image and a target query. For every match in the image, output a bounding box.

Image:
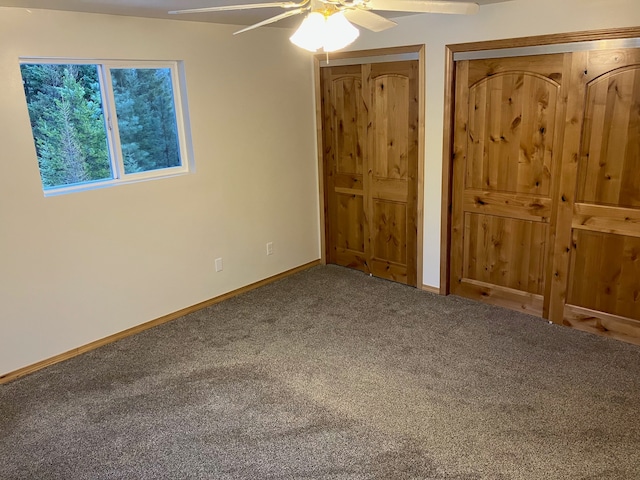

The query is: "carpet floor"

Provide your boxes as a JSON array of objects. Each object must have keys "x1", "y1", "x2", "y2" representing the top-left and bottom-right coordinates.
[{"x1": 1, "y1": 265, "x2": 639, "y2": 479}]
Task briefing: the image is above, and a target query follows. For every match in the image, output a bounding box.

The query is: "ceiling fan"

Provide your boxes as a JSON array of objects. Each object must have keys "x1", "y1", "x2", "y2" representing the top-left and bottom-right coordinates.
[{"x1": 169, "y1": 0, "x2": 479, "y2": 51}]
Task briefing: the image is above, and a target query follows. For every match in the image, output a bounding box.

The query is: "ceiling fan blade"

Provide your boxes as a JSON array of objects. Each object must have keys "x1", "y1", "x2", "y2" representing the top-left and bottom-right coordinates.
[
  {"x1": 343, "y1": 9, "x2": 397, "y2": 32},
  {"x1": 366, "y1": 0, "x2": 479, "y2": 15},
  {"x1": 233, "y1": 8, "x2": 304, "y2": 34},
  {"x1": 169, "y1": 1, "x2": 303, "y2": 15}
]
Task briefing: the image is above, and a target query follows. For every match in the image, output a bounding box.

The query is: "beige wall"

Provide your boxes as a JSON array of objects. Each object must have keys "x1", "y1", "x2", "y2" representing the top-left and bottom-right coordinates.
[
  {"x1": 0, "y1": 8, "x2": 320, "y2": 375},
  {"x1": 347, "y1": 0, "x2": 640, "y2": 287}
]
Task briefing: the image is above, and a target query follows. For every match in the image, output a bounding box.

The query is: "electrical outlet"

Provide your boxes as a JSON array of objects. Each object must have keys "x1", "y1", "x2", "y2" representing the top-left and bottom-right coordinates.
[
  {"x1": 266, "y1": 242, "x2": 273, "y2": 256},
  {"x1": 215, "y1": 257, "x2": 223, "y2": 272}
]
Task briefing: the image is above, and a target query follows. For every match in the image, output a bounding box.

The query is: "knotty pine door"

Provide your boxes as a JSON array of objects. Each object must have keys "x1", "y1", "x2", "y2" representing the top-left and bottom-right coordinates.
[
  {"x1": 451, "y1": 53, "x2": 570, "y2": 316},
  {"x1": 548, "y1": 48, "x2": 640, "y2": 344},
  {"x1": 321, "y1": 61, "x2": 419, "y2": 286},
  {"x1": 451, "y1": 47, "x2": 640, "y2": 345}
]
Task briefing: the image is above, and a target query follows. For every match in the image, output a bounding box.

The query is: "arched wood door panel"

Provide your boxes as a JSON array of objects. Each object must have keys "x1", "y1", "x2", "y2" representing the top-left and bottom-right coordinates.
[
  {"x1": 450, "y1": 54, "x2": 568, "y2": 315},
  {"x1": 558, "y1": 58, "x2": 640, "y2": 343},
  {"x1": 466, "y1": 72, "x2": 559, "y2": 196},
  {"x1": 576, "y1": 66, "x2": 640, "y2": 209},
  {"x1": 322, "y1": 61, "x2": 418, "y2": 286}
]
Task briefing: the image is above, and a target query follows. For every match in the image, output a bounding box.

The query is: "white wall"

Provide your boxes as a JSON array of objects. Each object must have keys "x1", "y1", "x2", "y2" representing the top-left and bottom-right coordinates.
[
  {"x1": 345, "y1": 0, "x2": 640, "y2": 288},
  {"x1": 0, "y1": 8, "x2": 320, "y2": 375}
]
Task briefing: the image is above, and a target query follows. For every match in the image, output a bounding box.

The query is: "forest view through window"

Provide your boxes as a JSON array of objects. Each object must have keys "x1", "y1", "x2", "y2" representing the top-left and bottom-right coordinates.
[{"x1": 20, "y1": 60, "x2": 190, "y2": 194}]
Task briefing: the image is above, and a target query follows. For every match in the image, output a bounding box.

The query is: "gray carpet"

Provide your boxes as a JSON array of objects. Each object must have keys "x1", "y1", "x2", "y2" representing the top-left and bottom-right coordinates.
[{"x1": 1, "y1": 265, "x2": 639, "y2": 479}]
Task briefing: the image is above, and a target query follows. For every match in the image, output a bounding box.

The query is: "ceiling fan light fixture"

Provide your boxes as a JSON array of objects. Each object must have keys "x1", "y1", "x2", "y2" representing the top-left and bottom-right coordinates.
[
  {"x1": 323, "y1": 11, "x2": 360, "y2": 52},
  {"x1": 289, "y1": 11, "x2": 326, "y2": 52},
  {"x1": 289, "y1": 10, "x2": 360, "y2": 53}
]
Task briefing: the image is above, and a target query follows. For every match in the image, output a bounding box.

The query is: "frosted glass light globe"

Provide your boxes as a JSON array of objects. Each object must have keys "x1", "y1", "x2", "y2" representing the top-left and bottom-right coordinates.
[
  {"x1": 323, "y1": 12, "x2": 360, "y2": 52},
  {"x1": 289, "y1": 12, "x2": 326, "y2": 52}
]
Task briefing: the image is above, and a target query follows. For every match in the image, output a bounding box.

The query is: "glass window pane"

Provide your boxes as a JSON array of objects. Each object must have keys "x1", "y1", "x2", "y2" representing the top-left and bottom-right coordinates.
[
  {"x1": 20, "y1": 64, "x2": 112, "y2": 189},
  {"x1": 110, "y1": 68, "x2": 181, "y2": 174}
]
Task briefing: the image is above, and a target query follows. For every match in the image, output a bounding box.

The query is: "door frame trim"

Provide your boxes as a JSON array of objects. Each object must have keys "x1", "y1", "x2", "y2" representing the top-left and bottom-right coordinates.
[
  {"x1": 314, "y1": 45, "x2": 426, "y2": 288},
  {"x1": 441, "y1": 26, "x2": 640, "y2": 295}
]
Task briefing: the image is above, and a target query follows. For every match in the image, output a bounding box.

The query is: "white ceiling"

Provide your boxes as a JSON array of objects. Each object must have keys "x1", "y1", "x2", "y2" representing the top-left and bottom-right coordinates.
[{"x1": 0, "y1": 0, "x2": 515, "y2": 28}]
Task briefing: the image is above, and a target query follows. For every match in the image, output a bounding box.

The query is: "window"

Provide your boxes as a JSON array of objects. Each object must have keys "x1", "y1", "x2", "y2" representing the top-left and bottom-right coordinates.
[{"x1": 19, "y1": 59, "x2": 192, "y2": 195}]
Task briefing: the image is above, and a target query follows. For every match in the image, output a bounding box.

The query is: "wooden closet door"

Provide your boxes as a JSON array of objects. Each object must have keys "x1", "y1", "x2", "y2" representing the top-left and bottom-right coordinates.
[
  {"x1": 450, "y1": 54, "x2": 571, "y2": 315},
  {"x1": 364, "y1": 61, "x2": 419, "y2": 286},
  {"x1": 322, "y1": 61, "x2": 419, "y2": 286},
  {"x1": 549, "y1": 48, "x2": 640, "y2": 345},
  {"x1": 322, "y1": 65, "x2": 368, "y2": 273}
]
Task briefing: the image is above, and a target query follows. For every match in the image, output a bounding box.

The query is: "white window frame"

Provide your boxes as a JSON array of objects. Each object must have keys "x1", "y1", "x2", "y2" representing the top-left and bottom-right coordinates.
[{"x1": 19, "y1": 58, "x2": 194, "y2": 196}]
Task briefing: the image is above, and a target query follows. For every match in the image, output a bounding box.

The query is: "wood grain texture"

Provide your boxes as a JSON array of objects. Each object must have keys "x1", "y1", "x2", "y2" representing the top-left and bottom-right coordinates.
[
  {"x1": 334, "y1": 249, "x2": 368, "y2": 271},
  {"x1": 367, "y1": 61, "x2": 419, "y2": 285},
  {"x1": 564, "y1": 304, "x2": 640, "y2": 346},
  {"x1": 315, "y1": 45, "x2": 425, "y2": 287},
  {"x1": 568, "y1": 230, "x2": 640, "y2": 321},
  {"x1": 582, "y1": 48, "x2": 640, "y2": 82},
  {"x1": 322, "y1": 59, "x2": 419, "y2": 286},
  {"x1": 444, "y1": 30, "x2": 640, "y2": 344},
  {"x1": 372, "y1": 75, "x2": 409, "y2": 179},
  {"x1": 449, "y1": 60, "x2": 470, "y2": 294},
  {"x1": 577, "y1": 66, "x2": 640, "y2": 208},
  {"x1": 447, "y1": 27, "x2": 640, "y2": 54},
  {"x1": 334, "y1": 175, "x2": 363, "y2": 190},
  {"x1": 334, "y1": 76, "x2": 364, "y2": 176},
  {"x1": 362, "y1": 62, "x2": 374, "y2": 278},
  {"x1": 335, "y1": 193, "x2": 365, "y2": 253},
  {"x1": 0, "y1": 260, "x2": 321, "y2": 384},
  {"x1": 334, "y1": 186, "x2": 364, "y2": 197},
  {"x1": 463, "y1": 213, "x2": 547, "y2": 295},
  {"x1": 421, "y1": 284, "x2": 440, "y2": 294},
  {"x1": 467, "y1": 56, "x2": 564, "y2": 90},
  {"x1": 323, "y1": 66, "x2": 366, "y2": 270},
  {"x1": 372, "y1": 200, "x2": 407, "y2": 265},
  {"x1": 547, "y1": 51, "x2": 589, "y2": 324},
  {"x1": 556, "y1": 48, "x2": 640, "y2": 343},
  {"x1": 466, "y1": 72, "x2": 558, "y2": 196},
  {"x1": 441, "y1": 46, "x2": 455, "y2": 294},
  {"x1": 541, "y1": 53, "x2": 573, "y2": 319},
  {"x1": 322, "y1": 66, "x2": 338, "y2": 265},
  {"x1": 451, "y1": 54, "x2": 565, "y2": 313},
  {"x1": 573, "y1": 203, "x2": 640, "y2": 237},
  {"x1": 443, "y1": 27, "x2": 640, "y2": 299},
  {"x1": 456, "y1": 278, "x2": 544, "y2": 316},
  {"x1": 463, "y1": 190, "x2": 551, "y2": 222},
  {"x1": 416, "y1": 45, "x2": 426, "y2": 293},
  {"x1": 369, "y1": 258, "x2": 408, "y2": 283},
  {"x1": 314, "y1": 57, "x2": 327, "y2": 264}
]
